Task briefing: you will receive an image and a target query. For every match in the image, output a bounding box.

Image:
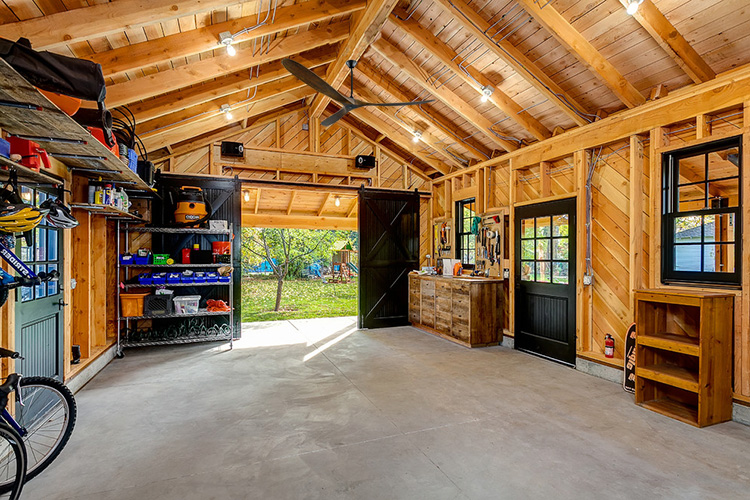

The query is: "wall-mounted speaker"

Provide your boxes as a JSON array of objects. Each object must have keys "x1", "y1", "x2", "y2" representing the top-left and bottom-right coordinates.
[
  {"x1": 355, "y1": 154, "x2": 376, "y2": 169},
  {"x1": 221, "y1": 141, "x2": 244, "y2": 157}
]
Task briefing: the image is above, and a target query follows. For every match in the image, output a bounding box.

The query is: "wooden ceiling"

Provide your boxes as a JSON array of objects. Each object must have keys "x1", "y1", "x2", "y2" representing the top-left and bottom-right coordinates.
[{"x1": 1, "y1": 0, "x2": 748, "y2": 179}]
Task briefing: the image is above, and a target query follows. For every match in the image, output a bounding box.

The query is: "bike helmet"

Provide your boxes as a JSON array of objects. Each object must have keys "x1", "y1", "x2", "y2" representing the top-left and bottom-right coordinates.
[
  {"x1": 40, "y1": 198, "x2": 79, "y2": 229},
  {"x1": 0, "y1": 203, "x2": 47, "y2": 233}
]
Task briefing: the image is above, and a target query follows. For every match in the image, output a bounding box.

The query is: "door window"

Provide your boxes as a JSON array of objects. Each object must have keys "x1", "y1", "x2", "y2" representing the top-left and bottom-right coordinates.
[{"x1": 520, "y1": 214, "x2": 570, "y2": 284}]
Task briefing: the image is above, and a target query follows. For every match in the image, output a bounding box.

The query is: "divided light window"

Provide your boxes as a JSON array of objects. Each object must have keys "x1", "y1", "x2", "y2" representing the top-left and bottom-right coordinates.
[
  {"x1": 456, "y1": 198, "x2": 475, "y2": 268},
  {"x1": 662, "y1": 136, "x2": 741, "y2": 286}
]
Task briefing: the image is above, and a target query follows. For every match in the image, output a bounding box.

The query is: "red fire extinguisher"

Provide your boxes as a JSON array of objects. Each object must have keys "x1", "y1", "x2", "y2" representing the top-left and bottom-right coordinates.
[{"x1": 604, "y1": 334, "x2": 615, "y2": 358}]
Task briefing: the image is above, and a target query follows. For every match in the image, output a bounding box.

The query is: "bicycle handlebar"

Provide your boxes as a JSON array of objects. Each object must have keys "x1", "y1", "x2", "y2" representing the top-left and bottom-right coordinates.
[{"x1": 0, "y1": 269, "x2": 59, "y2": 291}]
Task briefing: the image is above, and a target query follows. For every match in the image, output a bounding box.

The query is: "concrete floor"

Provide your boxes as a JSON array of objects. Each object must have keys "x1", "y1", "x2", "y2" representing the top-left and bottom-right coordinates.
[{"x1": 26, "y1": 317, "x2": 750, "y2": 499}]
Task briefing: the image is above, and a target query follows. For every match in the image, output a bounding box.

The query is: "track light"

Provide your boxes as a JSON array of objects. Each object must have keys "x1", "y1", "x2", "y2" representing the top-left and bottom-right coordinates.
[
  {"x1": 218, "y1": 31, "x2": 236, "y2": 56},
  {"x1": 334, "y1": 196, "x2": 341, "y2": 207},
  {"x1": 243, "y1": 191, "x2": 250, "y2": 202},
  {"x1": 480, "y1": 85, "x2": 494, "y2": 103},
  {"x1": 220, "y1": 104, "x2": 233, "y2": 120},
  {"x1": 626, "y1": 0, "x2": 643, "y2": 15},
  {"x1": 412, "y1": 130, "x2": 422, "y2": 143}
]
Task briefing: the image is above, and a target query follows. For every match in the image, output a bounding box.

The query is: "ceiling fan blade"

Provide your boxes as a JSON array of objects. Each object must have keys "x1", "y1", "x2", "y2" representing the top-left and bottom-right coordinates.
[
  {"x1": 282, "y1": 58, "x2": 353, "y2": 105},
  {"x1": 363, "y1": 99, "x2": 435, "y2": 107},
  {"x1": 321, "y1": 105, "x2": 359, "y2": 127}
]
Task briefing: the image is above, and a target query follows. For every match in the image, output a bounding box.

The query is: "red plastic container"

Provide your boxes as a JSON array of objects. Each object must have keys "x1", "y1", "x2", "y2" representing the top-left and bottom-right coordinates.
[
  {"x1": 181, "y1": 248, "x2": 191, "y2": 264},
  {"x1": 8, "y1": 137, "x2": 51, "y2": 170}
]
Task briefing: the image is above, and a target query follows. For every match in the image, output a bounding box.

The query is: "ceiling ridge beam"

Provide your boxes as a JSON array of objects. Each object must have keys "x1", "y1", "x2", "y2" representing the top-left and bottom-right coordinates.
[
  {"x1": 390, "y1": 14, "x2": 551, "y2": 141},
  {"x1": 620, "y1": 0, "x2": 715, "y2": 84},
  {"x1": 90, "y1": 0, "x2": 366, "y2": 79},
  {"x1": 357, "y1": 61, "x2": 491, "y2": 160},
  {"x1": 516, "y1": 0, "x2": 646, "y2": 108},
  {"x1": 371, "y1": 36, "x2": 519, "y2": 153},
  {"x1": 127, "y1": 49, "x2": 335, "y2": 124},
  {"x1": 309, "y1": 0, "x2": 400, "y2": 119},
  {"x1": 0, "y1": 0, "x2": 246, "y2": 50},
  {"x1": 431, "y1": 0, "x2": 590, "y2": 126},
  {"x1": 105, "y1": 21, "x2": 350, "y2": 107}
]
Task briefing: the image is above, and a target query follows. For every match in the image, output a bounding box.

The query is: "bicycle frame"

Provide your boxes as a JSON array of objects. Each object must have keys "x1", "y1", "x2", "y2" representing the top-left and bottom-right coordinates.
[
  {"x1": 0, "y1": 241, "x2": 36, "y2": 280},
  {"x1": 1, "y1": 410, "x2": 26, "y2": 438}
]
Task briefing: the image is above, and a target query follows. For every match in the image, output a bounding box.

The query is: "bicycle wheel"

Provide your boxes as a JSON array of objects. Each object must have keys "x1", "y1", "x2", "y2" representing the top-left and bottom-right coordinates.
[
  {"x1": 0, "y1": 422, "x2": 27, "y2": 499},
  {"x1": 0, "y1": 377, "x2": 76, "y2": 487}
]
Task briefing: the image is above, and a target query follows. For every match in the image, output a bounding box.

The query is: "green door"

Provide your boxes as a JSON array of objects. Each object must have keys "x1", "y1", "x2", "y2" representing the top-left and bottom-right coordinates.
[{"x1": 14, "y1": 186, "x2": 64, "y2": 380}]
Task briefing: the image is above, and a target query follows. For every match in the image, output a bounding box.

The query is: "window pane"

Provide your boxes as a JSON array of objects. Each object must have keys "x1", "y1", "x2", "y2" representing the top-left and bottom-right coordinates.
[
  {"x1": 553, "y1": 238, "x2": 569, "y2": 260},
  {"x1": 35, "y1": 228, "x2": 47, "y2": 261},
  {"x1": 708, "y1": 178, "x2": 739, "y2": 207},
  {"x1": 536, "y1": 239, "x2": 550, "y2": 260},
  {"x1": 678, "y1": 155, "x2": 705, "y2": 183},
  {"x1": 36, "y1": 190, "x2": 47, "y2": 206},
  {"x1": 674, "y1": 216, "x2": 702, "y2": 243},
  {"x1": 553, "y1": 262, "x2": 569, "y2": 284},
  {"x1": 48, "y1": 229, "x2": 59, "y2": 261},
  {"x1": 552, "y1": 214, "x2": 569, "y2": 237},
  {"x1": 19, "y1": 186, "x2": 33, "y2": 205},
  {"x1": 708, "y1": 148, "x2": 739, "y2": 180},
  {"x1": 521, "y1": 261, "x2": 534, "y2": 281},
  {"x1": 20, "y1": 286, "x2": 32, "y2": 302},
  {"x1": 535, "y1": 262, "x2": 551, "y2": 283},
  {"x1": 674, "y1": 245, "x2": 702, "y2": 271},
  {"x1": 35, "y1": 264, "x2": 46, "y2": 298},
  {"x1": 521, "y1": 218, "x2": 535, "y2": 238},
  {"x1": 704, "y1": 214, "x2": 735, "y2": 242},
  {"x1": 47, "y1": 263, "x2": 58, "y2": 296},
  {"x1": 678, "y1": 184, "x2": 707, "y2": 211},
  {"x1": 19, "y1": 235, "x2": 33, "y2": 262},
  {"x1": 521, "y1": 240, "x2": 534, "y2": 260},
  {"x1": 704, "y1": 244, "x2": 735, "y2": 273},
  {"x1": 536, "y1": 217, "x2": 551, "y2": 237}
]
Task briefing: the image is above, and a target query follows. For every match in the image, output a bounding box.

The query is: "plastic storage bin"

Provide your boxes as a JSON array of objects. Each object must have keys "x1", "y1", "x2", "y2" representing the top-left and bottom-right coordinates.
[
  {"x1": 120, "y1": 292, "x2": 150, "y2": 317},
  {"x1": 180, "y1": 274, "x2": 194, "y2": 284},
  {"x1": 152, "y1": 254, "x2": 170, "y2": 265},
  {"x1": 151, "y1": 273, "x2": 167, "y2": 285},
  {"x1": 206, "y1": 272, "x2": 219, "y2": 283},
  {"x1": 218, "y1": 275, "x2": 231, "y2": 283},
  {"x1": 166, "y1": 272, "x2": 181, "y2": 284},
  {"x1": 143, "y1": 294, "x2": 174, "y2": 316},
  {"x1": 137, "y1": 272, "x2": 153, "y2": 285},
  {"x1": 119, "y1": 254, "x2": 134, "y2": 266},
  {"x1": 173, "y1": 295, "x2": 201, "y2": 315},
  {"x1": 133, "y1": 252, "x2": 151, "y2": 265},
  {"x1": 193, "y1": 272, "x2": 206, "y2": 284}
]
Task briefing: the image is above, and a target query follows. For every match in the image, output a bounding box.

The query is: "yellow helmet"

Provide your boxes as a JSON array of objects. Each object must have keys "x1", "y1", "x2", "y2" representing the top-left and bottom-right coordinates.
[{"x1": 0, "y1": 203, "x2": 48, "y2": 234}]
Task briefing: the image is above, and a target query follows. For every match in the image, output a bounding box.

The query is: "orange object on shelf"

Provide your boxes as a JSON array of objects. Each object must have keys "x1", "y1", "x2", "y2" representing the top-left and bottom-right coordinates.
[
  {"x1": 120, "y1": 292, "x2": 150, "y2": 317},
  {"x1": 206, "y1": 299, "x2": 230, "y2": 312},
  {"x1": 37, "y1": 89, "x2": 81, "y2": 116},
  {"x1": 452, "y1": 262, "x2": 463, "y2": 276}
]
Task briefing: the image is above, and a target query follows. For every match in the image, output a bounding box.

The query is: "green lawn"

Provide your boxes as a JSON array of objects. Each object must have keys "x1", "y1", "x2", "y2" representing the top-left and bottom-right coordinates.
[{"x1": 241, "y1": 277, "x2": 358, "y2": 322}]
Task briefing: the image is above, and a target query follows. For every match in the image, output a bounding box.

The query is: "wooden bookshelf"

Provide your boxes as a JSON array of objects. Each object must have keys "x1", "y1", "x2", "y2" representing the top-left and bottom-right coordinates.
[{"x1": 634, "y1": 289, "x2": 734, "y2": 427}]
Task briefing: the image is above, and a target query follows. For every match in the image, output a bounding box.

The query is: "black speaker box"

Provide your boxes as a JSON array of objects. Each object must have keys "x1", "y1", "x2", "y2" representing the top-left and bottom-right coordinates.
[
  {"x1": 221, "y1": 141, "x2": 244, "y2": 157},
  {"x1": 355, "y1": 155, "x2": 376, "y2": 169}
]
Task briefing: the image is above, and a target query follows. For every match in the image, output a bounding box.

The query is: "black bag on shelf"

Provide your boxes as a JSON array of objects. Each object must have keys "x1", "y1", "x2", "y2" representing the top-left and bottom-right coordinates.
[{"x1": 0, "y1": 37, "x2": 106, "y2": 103}]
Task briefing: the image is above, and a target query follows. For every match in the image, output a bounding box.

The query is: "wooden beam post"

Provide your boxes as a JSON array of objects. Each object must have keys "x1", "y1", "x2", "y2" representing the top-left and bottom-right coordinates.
[
  {"x1": 648, "y1": 127, "x2": 669, "y2": 288},
  {"x1": 540, "y1": 161, "x2": 551, "y2": 198},
  {"x1": 629, "y1": 135, "x2": 645, "y2": 320},
  {"x1": 574, "y1": 149, "x2": 590, "y2": 354},
  {"x1": 741, "y1": 102, "x2": 750, "y2": 396}
]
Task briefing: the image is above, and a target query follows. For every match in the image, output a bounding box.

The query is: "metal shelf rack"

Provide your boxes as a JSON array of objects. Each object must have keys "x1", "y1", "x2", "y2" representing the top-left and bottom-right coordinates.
[{"x1": 116, "y1": 222, "x2": 234, "y2": 356}]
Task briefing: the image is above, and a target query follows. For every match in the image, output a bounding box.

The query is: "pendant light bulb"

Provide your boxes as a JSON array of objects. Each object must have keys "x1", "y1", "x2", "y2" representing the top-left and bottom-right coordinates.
[
  {"x1": 219, "y1": 31, "x2": 236, "y2": 56},
  {"x1": 220, "y1": 104, "x2": 233, "y2": 120},
  {"x1": 626, "y1": 0, "x2": 643, "y2": 15},
  {"x1": 243, "y1": 191, "x2": 250, "y2": 202},
  {"x1": 480, "y1": 85, "x2": 493, "y2": 103},
  {"x1": 334, "y1": 196, "x2": 341, "y2": 207},
  {"x1": 226, "y1": 44, "x2": 236, "y2": 57},
  {"x1": 412, "y1": 130, "x2": 422, "y2": 143}
]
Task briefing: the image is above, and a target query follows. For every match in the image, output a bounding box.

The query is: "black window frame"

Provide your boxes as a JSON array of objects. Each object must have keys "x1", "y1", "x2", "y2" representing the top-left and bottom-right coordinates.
[
  {"x1": 661, "y1": 135, "x2": 741, "y2": 286},
  {"x1": 455, "y1": 198, "x2": 476, "y2": 268}
]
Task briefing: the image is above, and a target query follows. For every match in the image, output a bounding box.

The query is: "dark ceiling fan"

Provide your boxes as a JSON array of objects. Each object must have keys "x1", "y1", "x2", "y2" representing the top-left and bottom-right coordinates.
[{"x1": 282, "y1": 58, "x2": 434, "y2": 127}]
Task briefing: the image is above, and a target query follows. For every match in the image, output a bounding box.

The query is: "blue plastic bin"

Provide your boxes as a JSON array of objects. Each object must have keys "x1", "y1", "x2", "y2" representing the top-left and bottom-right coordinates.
[
  {"x1": 120, "y1": 254, "x2": 134, "y2": 266},
  {"x1": 206, "y1": 272, "x2": 218, "y2": 283},
  {"x1": 138, "y1": 273, "x2": 153, "y2": 285},
  {"x1": 166, "y1": 273, "x2": 181, "y2": 284},
  {"x1": 133, "y1": 253, "x2": 151, "y2": 266},
  {"x1": 218, "y1": 276, "x2": 231, "y2": 283},
  {"x1": 151, "y1": 273, "x2": 167, "y2": 285}
]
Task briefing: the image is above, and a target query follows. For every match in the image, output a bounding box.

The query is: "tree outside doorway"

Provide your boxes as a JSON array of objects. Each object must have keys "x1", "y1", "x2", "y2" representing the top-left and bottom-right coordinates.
[{"x1": 241, "y1": 228, "x2": 358, "y2": 322}]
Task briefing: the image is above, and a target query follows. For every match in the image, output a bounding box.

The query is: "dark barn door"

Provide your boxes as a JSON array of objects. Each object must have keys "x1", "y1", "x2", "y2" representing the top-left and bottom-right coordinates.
[
  {"x1": 359, "y1": 188, "x2": 420, "y2": 329},
  {"x1": 515, "y1": 197, "x2": 577, "y2": 366}
]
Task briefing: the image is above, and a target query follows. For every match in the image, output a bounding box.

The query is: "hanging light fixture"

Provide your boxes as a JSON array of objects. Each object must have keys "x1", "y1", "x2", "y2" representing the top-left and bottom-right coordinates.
[
  {"x1": 412, "y1": 130, "x2": 422, "y2": 143},
  {"x1": 243, "y1": 191, "x2": 250, "y2": 202},
  {"x1": 334, "y1": 196, "x2": 341, "y2": 207},
  {"x1": 218, "y1": 31, "x2": 236, "y2": 56},
  {"x1": 625, "y1": 0, "x2": 644, "y2": 15},
  {"x1": 480, "y1": 85, "x2": 494, "y2": 103},
  {"x1": 220, "y1": 104, "x2": 233, "y2": 120}
]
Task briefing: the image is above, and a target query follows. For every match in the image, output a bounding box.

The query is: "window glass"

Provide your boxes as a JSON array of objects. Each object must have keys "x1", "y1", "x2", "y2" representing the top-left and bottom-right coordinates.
[
  {"x1": 674, "y1": 245, "x2": 702, "y2": 272},
  {"x1": 521, "y1": 218, "x2": 534, "y2": 239},
  {"x1": 552, "y1": 215, "x2": 568, "y2": 237},
  {"x1": 535, "y1": 262, "x2": 551, "y2": 283},
  {"x1": 34, "y1": 264, "x2": 46, "y2": 298},
  {"x1": 47, "y1": 264, "x2": 58, "y2": 296},
  {"x1": 455, "y1": 199, "x2": 476, "y2": 267},
  {"x1": 553, "y1": 262, "x2": 569, "y2": 285},
  {"x1": 521, "y1": 261, "x2": 534, "y2": 281},
  {"x1": 48, "y1": 229, "x2": 59, "y2": 261},
  {"x1": 553, "y1": 238, "x2": 569, "y2": 260},
  {"x1": 521, "y1": 240, "x2": 534, "y2": 260},
  {"x1": 35, "y1": 227, "x2": 47, "y2": 262},
  {"x1": 535, "y1": 217, "x2": 551, "y2": 237}
]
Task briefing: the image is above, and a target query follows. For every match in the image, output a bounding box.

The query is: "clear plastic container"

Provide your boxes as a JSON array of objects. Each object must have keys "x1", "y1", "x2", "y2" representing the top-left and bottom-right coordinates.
[{"x1": 173, "y1": 295, "x2": 201, "y2": 315}]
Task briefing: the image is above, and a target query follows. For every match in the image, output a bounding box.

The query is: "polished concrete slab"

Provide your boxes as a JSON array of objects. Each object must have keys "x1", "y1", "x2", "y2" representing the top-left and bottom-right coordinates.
[{"x1": 26, "y1": 317, "x2": 750, "y2": 499}]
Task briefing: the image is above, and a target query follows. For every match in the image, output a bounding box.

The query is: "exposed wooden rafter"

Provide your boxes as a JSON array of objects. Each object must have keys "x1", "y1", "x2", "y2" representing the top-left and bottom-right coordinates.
[
  {"x1": 516, "y1": 0, "x2": 645, "y2": 108},
  {"x1": 89, "y1": 0, "x2": 366, "y2": 79},
  {"x1": 619, "y1": 0, "x2": 715, "y2": 84},
  {"x1": 431, "y1": 0, "x2": 590, "y2": 126},
  {"x1": 309, "y1": 0, "x2": 400, "y2": 119},
  {"x1": 390, "y1": 14, "x2": 551, "y2": 141},
  {"x1": 371, "y1": 37, "x2": 520, "y2": 153},
  {"x1": 106, "y1": 22, "x2": 349, "y2": 107},
  {"x1": 0, "y1": 0, "x2": 245, "y2": 50}
]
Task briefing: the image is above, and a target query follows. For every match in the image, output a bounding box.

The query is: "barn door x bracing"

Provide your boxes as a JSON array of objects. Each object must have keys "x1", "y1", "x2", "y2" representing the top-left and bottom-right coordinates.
[{"x1": 359, "y1": 188, "x2": 420, "y2": 329}]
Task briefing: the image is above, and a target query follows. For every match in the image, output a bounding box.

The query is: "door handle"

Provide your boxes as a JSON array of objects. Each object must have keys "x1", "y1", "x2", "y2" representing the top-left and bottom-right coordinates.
[{"x1": 57, "y1": 299, "x2": 68, "y2": 308}]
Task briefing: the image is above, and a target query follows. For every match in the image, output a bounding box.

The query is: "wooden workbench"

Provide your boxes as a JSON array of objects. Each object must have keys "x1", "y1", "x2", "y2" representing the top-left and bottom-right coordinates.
[{"x1": 408, "y1": 274, "x2": 503, "y2": 348}]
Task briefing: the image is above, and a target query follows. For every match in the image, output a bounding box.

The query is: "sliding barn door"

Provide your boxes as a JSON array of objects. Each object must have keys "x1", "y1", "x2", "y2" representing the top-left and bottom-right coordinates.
[{"x1": 359, "y1": 188, "x2": 420, "y2": 329}]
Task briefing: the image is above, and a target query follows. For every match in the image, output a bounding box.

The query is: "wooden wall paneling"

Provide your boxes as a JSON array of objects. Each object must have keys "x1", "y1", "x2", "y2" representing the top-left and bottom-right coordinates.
[
  {"x1": 419, "y1": 196, "x2": 431, "y2": 268},
  {"x1": 740, "y1": 102, "x2": 750, "y2": 396},
  {"x1": 90, "y1": 216, "x2": 108, "y2": 348},
  {"x1": 71, "y1": 209, "x2": 91, "y2": 358}
]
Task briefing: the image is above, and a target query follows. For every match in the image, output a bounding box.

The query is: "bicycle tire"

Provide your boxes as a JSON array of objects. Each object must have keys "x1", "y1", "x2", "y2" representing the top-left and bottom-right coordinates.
[
  {"x1": 0, "y1": 377, "x2": 76, "y2": 488},
  {"x1": 0, "y1": 422, "x2": 27, "y2": 499}
]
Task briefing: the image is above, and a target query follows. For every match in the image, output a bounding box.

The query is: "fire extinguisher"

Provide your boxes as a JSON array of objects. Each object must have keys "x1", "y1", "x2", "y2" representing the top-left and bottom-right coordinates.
[{"x1": 604, "y1": 334, "x2": 615, "y2": 358}]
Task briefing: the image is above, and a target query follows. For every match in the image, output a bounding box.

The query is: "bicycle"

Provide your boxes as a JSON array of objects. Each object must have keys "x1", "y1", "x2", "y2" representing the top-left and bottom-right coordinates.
[
  {"x1": 0, "y1": 418, "x2": 26, "y2": 500},
  {"x1": 0, "y1": 347, "x2": 76, "y2": 495}
]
